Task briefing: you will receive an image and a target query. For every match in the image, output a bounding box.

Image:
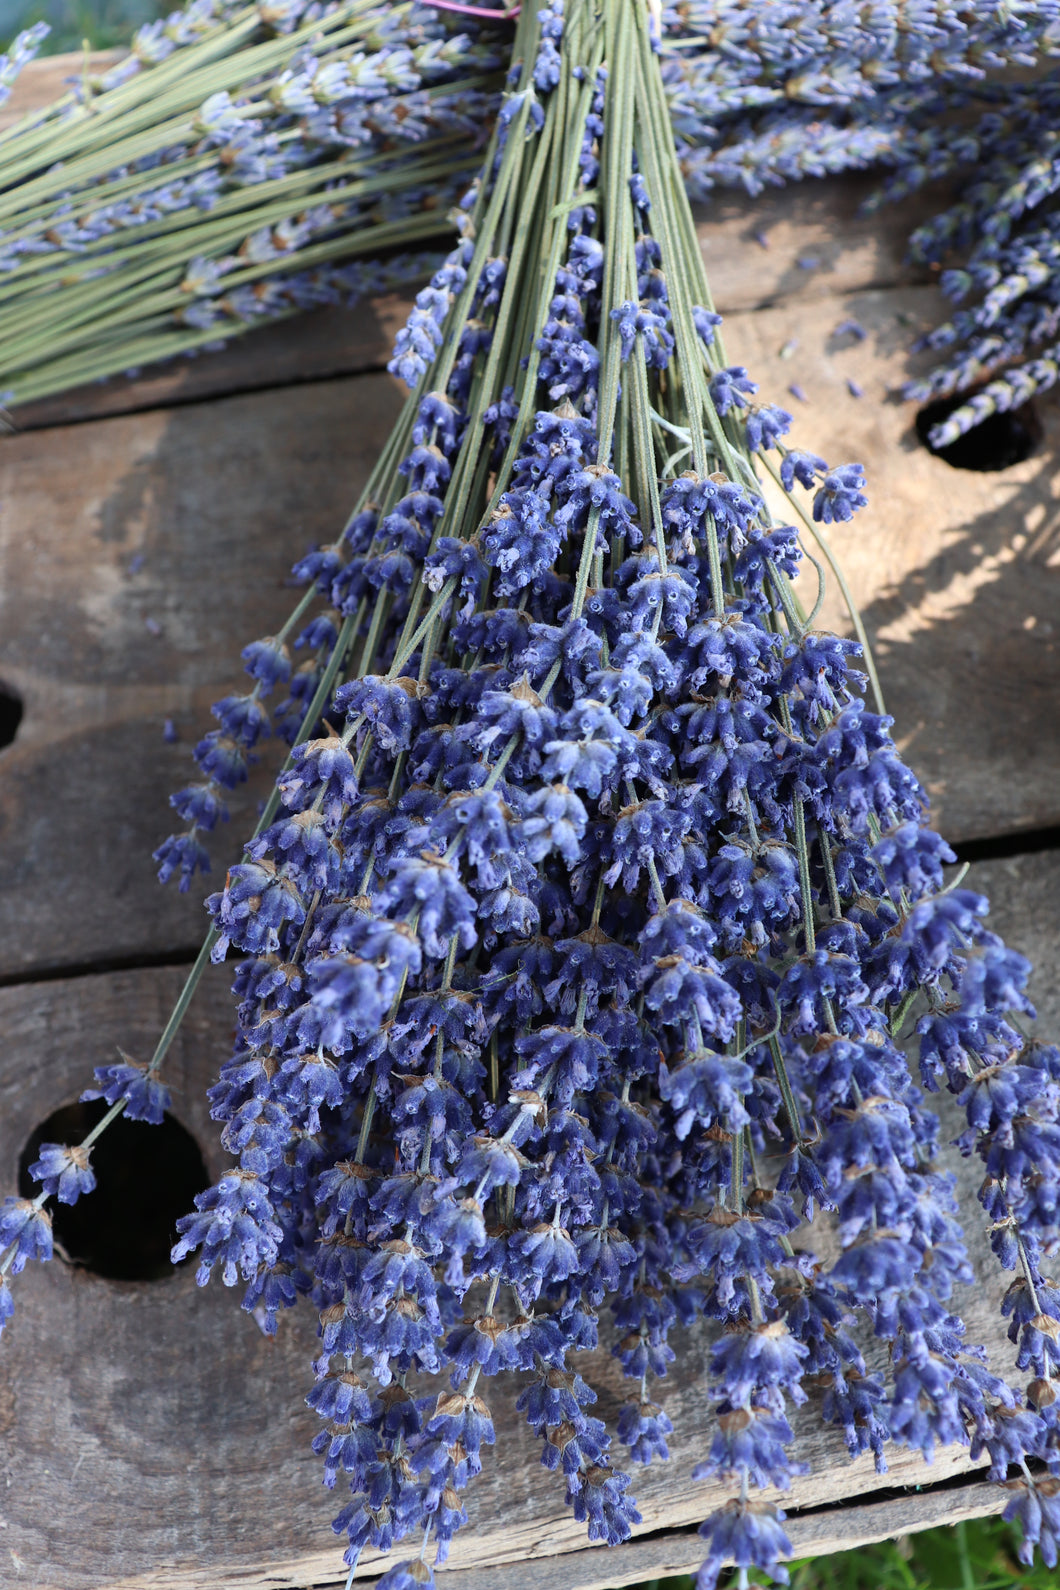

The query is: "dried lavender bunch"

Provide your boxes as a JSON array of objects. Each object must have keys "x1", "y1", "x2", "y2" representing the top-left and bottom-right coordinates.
[
  {"x1": 661, "y1": 0, "x2": 1060, "y2": 114},
  {"x1": 664, "y1": 3, "x2": 1060, "y2": 453},
  {"x1": 664, "y1": 0, "x2": 1060, "y2": 199},
  {"x1": 7, "y1": 1, "x2": 1060, "y2": 1586},
  {"x1": 0, "y1": 0, "x2": 507, "y2": 408},
  {"x1": 674, "y1": 83, "x2": 952, "y2": 197},
  {"x1": 5, "y1": 0, "x2": 1059, "y2": 409},
  {"x1": 744, "y1": 55, "x2": 1060, "y2": 444},
  {"x1": 663, "y1": 24, "x2": 1060, "y2": 446},
  {"x1": 874, "y1": 64, "x2": 1060, "y2": 444}
]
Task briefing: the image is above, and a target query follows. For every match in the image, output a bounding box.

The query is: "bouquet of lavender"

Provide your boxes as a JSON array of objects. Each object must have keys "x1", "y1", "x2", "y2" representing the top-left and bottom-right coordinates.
[
  {"x1": 5, "y1": 1, "x2": 1060, "y2": 1586},
  {"x1": 4, "y1": 0, "x2": 1060, "y2": 411}
]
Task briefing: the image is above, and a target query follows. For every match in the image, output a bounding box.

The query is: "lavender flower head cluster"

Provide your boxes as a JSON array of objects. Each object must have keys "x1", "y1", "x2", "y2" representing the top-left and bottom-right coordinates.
[{"x1": 4, "y1": 2, "x2": 1060, "y2": 1587}]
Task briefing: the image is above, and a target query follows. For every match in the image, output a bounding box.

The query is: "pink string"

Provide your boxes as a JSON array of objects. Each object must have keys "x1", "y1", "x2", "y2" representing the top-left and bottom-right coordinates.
[{"x1": 423, "y1": 0, "x2": 520, "y2": 16}]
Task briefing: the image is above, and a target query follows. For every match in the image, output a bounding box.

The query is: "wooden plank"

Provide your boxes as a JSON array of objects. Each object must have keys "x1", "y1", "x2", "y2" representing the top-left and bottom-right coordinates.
[
  {"x1": 0, "y1": 964, "x2": 333, "y2": 1590},
  {"x1": 0, "y1": 852, "x2": 1055, "y2": 1589},
  {"x1": 442, "y1": 1480, "x2": 1011, "y2": 1590},
  {"x1": 0, "y1": 373, "x2": 405, "y2": 978},
  {"x1": 8, "y1": 174, "x2": 940, "y2": 431},
  {"x1": 699, "y1": 175, "x2": 937, "y2": 314}
]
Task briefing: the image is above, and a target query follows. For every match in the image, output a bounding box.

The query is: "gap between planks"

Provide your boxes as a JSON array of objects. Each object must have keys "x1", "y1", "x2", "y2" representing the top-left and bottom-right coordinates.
[{"x1": 410, "y1": 1476, "x2": 1010, "y2": 1590}]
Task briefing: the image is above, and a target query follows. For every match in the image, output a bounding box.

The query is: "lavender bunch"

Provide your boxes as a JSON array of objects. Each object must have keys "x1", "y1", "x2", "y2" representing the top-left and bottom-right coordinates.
[
  {"x1": 864, "y1": 65, "x2": 1060, "y2": 445},
  {"x1": 661, "y1": 0, "x2": 1060, "y2": 113},
  {"x1": 663, "y1": 0, "x2": 1060, "y2": 199},
  {"x1": 659, "y1": 10, "x2": 1060, "y2": 447},
  {"x1": 0, "y1": 0, "x2": 508, "y2": 408},
  {"x1": 662, "y1": 4, "x2": 1060, "y2": 452},
  {"x1": 6, "y1": 0, "x2": 1060, "y2": 410},
  {"x1": 6, "y1": 1, "x2": 1060, "y2": 1586},
  {"x1": 689, "y1": 31, "x2": 1060, "y2": 447}
]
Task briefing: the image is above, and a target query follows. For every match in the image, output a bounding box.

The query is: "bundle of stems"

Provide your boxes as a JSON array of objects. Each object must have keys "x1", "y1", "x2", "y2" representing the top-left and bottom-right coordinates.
[{"x1": 0, "y1": 0, "x2": 506, "y2": 408}]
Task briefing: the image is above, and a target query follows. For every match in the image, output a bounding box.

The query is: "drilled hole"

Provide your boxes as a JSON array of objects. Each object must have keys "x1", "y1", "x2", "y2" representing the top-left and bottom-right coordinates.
[
  {"x1": 0, "y1": 683, "x2": 22, "y2": 749},
  {"x1": 916, "y1": 392, "x2": 1042, "y2": 472},
  {"x1": 18, "y1": 1100, "x2": 209, "y2": 1281}
]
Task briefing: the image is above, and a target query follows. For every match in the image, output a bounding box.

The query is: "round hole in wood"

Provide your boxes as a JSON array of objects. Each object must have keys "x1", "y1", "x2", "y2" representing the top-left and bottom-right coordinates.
[
  {"x1": 0, "y1": 682, "x2": 22, "y2": 749},
  {"x1": 18, "y1": 1100, "x2": 210, "y2": 1281},
  {"x1": 916, "y1": 392, "x2": 1042, "y2": 471}
]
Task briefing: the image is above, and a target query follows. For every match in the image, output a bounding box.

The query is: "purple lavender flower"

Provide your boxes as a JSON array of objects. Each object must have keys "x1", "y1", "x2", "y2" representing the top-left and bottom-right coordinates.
[
  {"x1": 154, "y1": 830, "x2": 212, "y2": 891},
  {"x1": 697, "y1": 1501, "x2": 792, "y2": 1590},
  {"x1": 710, "y1": 365, "x2": 758, "y2": 415},
  {"x1": 28, "y1": 1143, "x2": 96, "y2": 1205},
  {"x1": 1005, "y1": 1478, "x2": 1060, "y2": 1569},
  {"x1": 813, "y1": 463, "x2": 868, "y2": 523},
  {"x1": 81, "y1": 1060, "x2": 171, "y2": 1124},
  {"x1": 171, "y1": 1169, "x2": 284, "y2": 1286},
  {"x1": 0, "y1": 1197, "x2": 52, "y2": 1273}
]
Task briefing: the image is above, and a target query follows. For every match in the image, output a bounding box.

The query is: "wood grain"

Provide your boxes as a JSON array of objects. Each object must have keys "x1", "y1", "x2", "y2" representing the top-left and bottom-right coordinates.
[
  {"x1": 0, "y1": 277, "x2": 1054, "y2": 987},
  {"x1": 0, "y1": 853, "x2": 1055, "y2": 1590}
]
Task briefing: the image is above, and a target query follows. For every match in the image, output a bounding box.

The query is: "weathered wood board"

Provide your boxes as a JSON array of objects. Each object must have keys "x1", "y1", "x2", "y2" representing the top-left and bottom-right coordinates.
[
  {"x1": 0, "y1": 47, "x2": 1058, "y2": 1590},
  {"x1": 0, "y1": 376, "x2": 405, "y2": 977},
  {"x1": 1, "y1": 261, "x2": 1056, "y2": 980},
  {"x1": 449, "y1": 1480, "x2": 1013, "y2": 1590}
]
